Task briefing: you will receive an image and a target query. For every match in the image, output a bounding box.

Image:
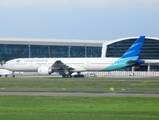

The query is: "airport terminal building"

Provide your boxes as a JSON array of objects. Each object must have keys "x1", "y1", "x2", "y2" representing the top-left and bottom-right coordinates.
[{"x1": 0, "y1": 36, "x2": 159, "y2": 71}]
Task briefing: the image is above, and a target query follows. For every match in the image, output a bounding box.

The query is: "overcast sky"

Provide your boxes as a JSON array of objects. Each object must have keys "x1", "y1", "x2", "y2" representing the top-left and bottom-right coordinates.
[{"x1": 0, "y1": 0, "x2": 159, "y2": 40}]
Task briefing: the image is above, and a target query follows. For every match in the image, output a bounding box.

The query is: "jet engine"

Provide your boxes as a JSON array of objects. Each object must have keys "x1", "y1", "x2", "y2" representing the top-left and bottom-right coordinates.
[{"x1": 38, "y1": 66, "x2": 53, "y2": 75}]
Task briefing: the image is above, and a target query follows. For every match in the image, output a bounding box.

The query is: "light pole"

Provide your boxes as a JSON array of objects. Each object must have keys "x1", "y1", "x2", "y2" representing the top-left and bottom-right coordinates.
[
  {"x1": 68, "y1": 46, "x2": 71, "y2": 58},
  {"x1": 85, "y1": 46, "x2": 87, "y2": 57},
  {"x1": 28, "y1": 45, "x2": 30, "y2": 58}
]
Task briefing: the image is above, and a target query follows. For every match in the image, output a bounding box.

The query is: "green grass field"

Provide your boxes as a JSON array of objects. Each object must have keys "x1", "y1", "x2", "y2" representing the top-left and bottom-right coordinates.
[
  {"x1": 0, "y1": 77, "x2": 159, "y2": 93},
  {"x1": 0, "y1": 77, "x2": 159, "y2": 88},
  {"x1": 0, "y1": 77, "x2": 159, "y2": 120},
  {"x1": 0, "y1": 96, "x2": 159, "y2": 120}
]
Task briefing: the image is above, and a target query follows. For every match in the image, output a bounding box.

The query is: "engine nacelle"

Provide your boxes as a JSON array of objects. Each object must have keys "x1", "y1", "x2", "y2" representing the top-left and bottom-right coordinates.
[{"x1": 38, "y1": 66, "x2": 53, "y2": 75}]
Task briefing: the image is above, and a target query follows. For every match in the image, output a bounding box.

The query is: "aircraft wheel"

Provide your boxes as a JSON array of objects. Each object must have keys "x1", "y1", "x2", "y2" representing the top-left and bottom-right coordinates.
[
  {"x1": 81, "y1": 75, "x2": 84, "y2": 77},
  {"x1": 12, "y1": 74, "x2": 15, "y2": 78},
  {"x1": 5, "y1": 75, "x2": 8, "y2": 77}
]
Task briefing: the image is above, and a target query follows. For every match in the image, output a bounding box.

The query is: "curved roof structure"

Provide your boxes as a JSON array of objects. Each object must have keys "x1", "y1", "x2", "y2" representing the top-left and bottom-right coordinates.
[{"x1": 103, "y1": 36, "x2": 159, "y2": 45}]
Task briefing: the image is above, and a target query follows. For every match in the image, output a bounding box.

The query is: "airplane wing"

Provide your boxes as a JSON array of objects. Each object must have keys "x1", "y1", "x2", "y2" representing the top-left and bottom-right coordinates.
[
  {"x1": 50, "y1": 60, "x2": 86, "y2": 76},
  {"x1": 51, "y1": 60, "x2": 74, "y2": 71}
]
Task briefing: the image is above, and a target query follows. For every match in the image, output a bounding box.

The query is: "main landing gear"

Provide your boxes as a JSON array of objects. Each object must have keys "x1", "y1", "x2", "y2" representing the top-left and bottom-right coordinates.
[
  {"x1": 62, "y1": 74, "x2": 84, "y2": 78},
  {"x1": 11, "y1": 71, "x2": 15, "y2": 78},
  {"x1": 73, "y1": 74, "x2": 84, "y2": 77},
  {"x1": 62, "y1": 74, "x2": 72, "y2": 78}
]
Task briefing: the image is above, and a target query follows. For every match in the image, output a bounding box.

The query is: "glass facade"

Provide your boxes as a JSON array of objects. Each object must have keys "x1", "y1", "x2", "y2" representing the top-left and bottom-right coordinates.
[
  {"x1": 0, "y1": 44, "x2": 102, "y2": 62},
  {"x1": 0, "y1": 44, "x2": 29, "y2": 61},
  {"x1": 106, "y1": 38, "x2": 159, "y2": 59},
  {"x1": 30, "y1": 45, "x2": 50, "y2": 58},
  {"x1": 106, "y1": 39, "x2": 134, "y2": 58}
]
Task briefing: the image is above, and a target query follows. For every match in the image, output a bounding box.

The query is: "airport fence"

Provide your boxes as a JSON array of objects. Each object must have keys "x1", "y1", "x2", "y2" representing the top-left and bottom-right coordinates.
[{"x1": 93, "y1": 71, "x2": 159, "y2": 77}]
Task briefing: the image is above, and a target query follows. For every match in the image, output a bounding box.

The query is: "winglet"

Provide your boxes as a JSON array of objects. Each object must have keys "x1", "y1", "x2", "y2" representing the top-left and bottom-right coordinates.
[{"x1": 121, "y1": 36, "x2": 145, "y2": 59}]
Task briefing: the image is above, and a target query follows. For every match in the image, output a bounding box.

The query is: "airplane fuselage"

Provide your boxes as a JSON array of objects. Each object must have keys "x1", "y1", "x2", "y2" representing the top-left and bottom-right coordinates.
[{"x1": 3, "y1": 58, "x2": 119, "y2": 72}]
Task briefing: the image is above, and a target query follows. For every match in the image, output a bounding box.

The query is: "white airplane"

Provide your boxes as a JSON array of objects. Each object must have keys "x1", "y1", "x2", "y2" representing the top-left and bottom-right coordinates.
[
  {"x1": 2, "y1": 36, "x2": 145, "y2": 78},
  {"x1": 0, "y1": 68, "x2": 12, "y2": 77}
]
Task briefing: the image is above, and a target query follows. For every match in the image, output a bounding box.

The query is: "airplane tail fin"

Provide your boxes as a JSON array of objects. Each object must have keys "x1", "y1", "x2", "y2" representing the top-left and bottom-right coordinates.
[
  {"x1": 104, "y1": 36, "x2": 145, "y2": 71},
  {"x1": 121, "y1": 36, "x2": 145, "y2": 60}
]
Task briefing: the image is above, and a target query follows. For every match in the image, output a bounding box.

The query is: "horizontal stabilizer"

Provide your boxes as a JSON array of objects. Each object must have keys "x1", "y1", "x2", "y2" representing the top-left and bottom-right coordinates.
[{"x1": 126, "y1": 60, "x2": 137, "y2": 64}]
